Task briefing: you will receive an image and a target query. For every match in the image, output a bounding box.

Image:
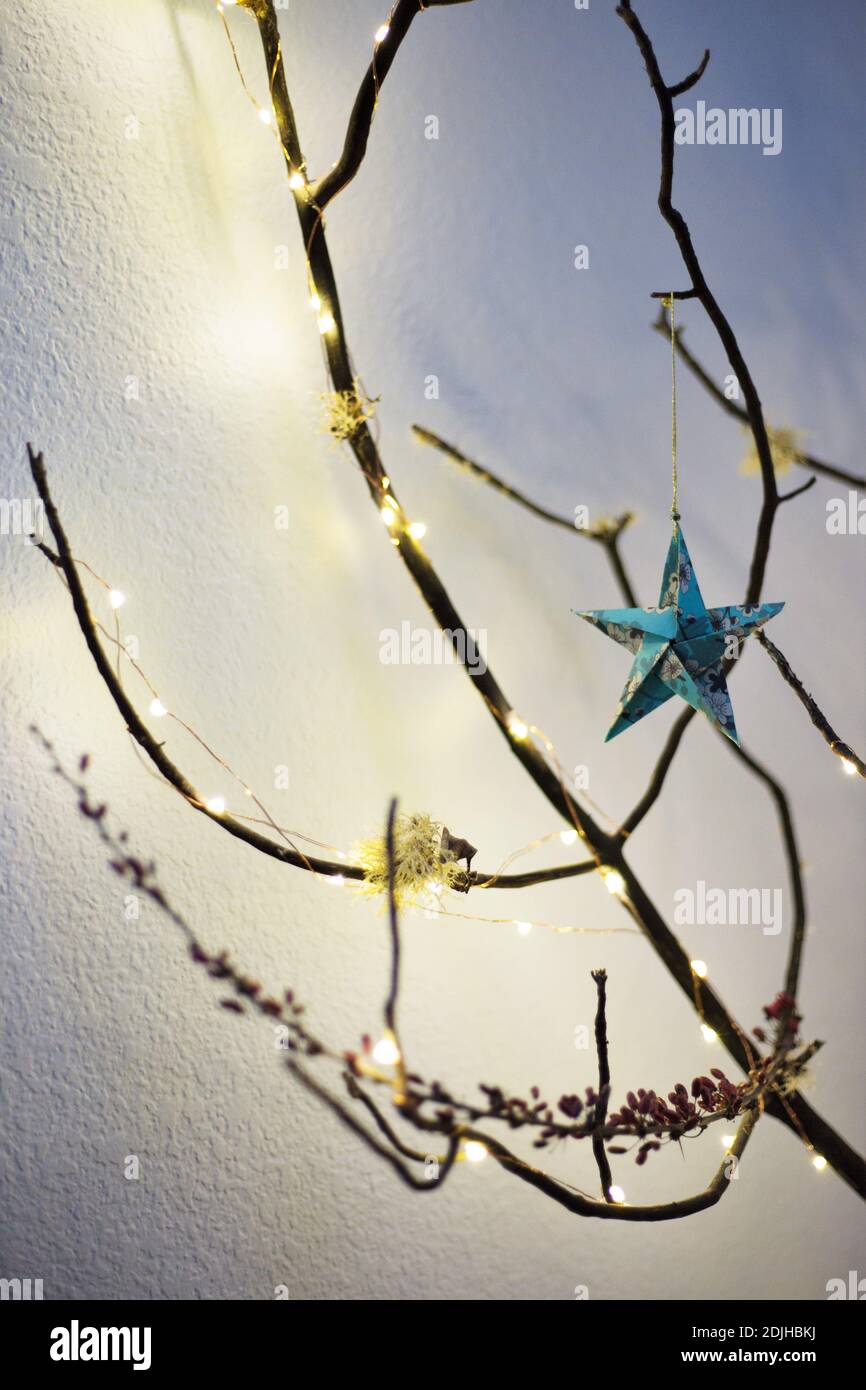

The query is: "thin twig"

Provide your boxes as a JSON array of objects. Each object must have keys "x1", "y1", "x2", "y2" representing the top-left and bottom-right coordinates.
[
  {"x1": 590, "y1": 969, "x2": 614, "y2": 1202},
  {"x1": 667, "y1": 50, "x2": 710, "y2": 98},
  {"x1": 345, "y1": 1071, "x2": 460, "y2": 1178},
  {"x1": 288, "y1": 1058, "x2": 459, "y2": 1192},
  {"x1": 650, "y1": 288, "x2": 698, "y2": 300},
  {"x1": 757, "y1": 631, "x2": 866, "y2": 779},
  {"x1": 309, "y1": 0, "x2": 477, "y2": 212},
  {"x1": 652, "y1": 306, "x2": 866, "y2": 489},
  {"x1": 384, "y1": 798, "x2": 401, "y2": 1037},
  {"x1": 412, "y1": 424, "x2": 638, "y2": 605},
  {"x1": 621, "y1": 708, "x2": 696, "y2": 837},
  {"x1": 779, "y1": 475, "x2": 817, "y2": 503}
]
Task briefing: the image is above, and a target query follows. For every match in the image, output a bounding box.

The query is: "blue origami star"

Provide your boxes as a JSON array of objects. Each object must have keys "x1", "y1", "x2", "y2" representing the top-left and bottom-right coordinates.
[{"x1": 575, "y1": 524, "x2": 783, "y2": 745}]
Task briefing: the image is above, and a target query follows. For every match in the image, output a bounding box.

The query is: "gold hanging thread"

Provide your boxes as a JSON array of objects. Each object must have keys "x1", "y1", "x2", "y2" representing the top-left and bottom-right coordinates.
[{"x1": 663, "y1": 292, "x2": 679, "y2": 522}]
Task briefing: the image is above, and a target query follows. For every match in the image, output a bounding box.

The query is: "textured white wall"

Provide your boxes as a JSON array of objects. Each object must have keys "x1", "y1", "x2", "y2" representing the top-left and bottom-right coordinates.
[{"x1": 1, "y1": 0, "x2": 864, "y2": 1300}]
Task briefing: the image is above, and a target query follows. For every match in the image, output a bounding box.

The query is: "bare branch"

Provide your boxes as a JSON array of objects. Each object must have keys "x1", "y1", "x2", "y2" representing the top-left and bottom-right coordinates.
[{"x1": 411, "y1": 424, "x2": 632, "y2": 541}]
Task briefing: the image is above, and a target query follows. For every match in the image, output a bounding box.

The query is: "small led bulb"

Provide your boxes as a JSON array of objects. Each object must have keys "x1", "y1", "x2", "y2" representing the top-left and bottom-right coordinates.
[
  {"x1": 407, "y1": 521, "x2": 427, "y2": 541},
  {"x1": 690, "y1": 959, "x2": 708, "y2": 979},
  {"x1": 258, "y1": 107, "x2": 274, "y2": 126},
  {"x1": 381, "y1": 503, "x2": 398, "y2": 527},
  {"x1": 516, "y1": 921, "x2": 533, "y2": 936},
  {"x1": 812, "y1": 1154, "x2": 828, "y2": 1171},
  {"x1": 602, "y1": 868, "x2": 626, "y2": 897},
  {"x1": 372, "y1": 1036, "x2": 400, "y2": 1066},
  {"x1": 206, "y1": 796, "x2": 226, "y2": 815},
  {"x1": 701, "y1": 1024, "x2": 717, "y2": 1043},
  {"x1": 507, "y1": 714, "x2": 528, "y2": 740},
  {"x1": 288, "y1": 171, "x2": 305, "y2": 190},
  {"x1": 608, "y1": 1185, "x2": 626, "y2": 1203},
  {"x1": 560, "y1": 829, "x2": 578, "y2": 847},
  {"x1": 108, "y1": 589, "x2": 126, "y2": 609},
  {"x1": 374, "y1": 24, "x2": 390, "y2": 43},
  {"x1": 464, "y1": 1141, "x2": 487, "y2": 1164},
  {"x1": 149, "y1": 699, "x2": 168, "y2": 718},
  {"x1": 317, "y1": 312, "x2": 336, "y2": 335},
  {"x1": 841, "y1": 758, "x2": 857, "y2": 776}
]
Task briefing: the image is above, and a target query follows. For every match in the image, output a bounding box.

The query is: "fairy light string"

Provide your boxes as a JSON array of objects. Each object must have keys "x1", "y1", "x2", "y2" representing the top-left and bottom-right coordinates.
[
  {"x1": 424, "y1": 904, "x2": 640, "y2": 939},
  {"x1": 40, "y1": 550, "x2": 324, "y2": 876},
  {"x1": 216, "y1": 1, "x2": 411, "y2": 491}
]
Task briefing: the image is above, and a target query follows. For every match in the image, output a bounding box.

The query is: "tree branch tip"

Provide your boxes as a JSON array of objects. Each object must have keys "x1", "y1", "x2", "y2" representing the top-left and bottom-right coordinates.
[
  {"x1": 668, "y1": 49, "x2": 711, "y2": 98},
  {"x1": 779, "y1": 475, "x2": 817, "y2": 503}
]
